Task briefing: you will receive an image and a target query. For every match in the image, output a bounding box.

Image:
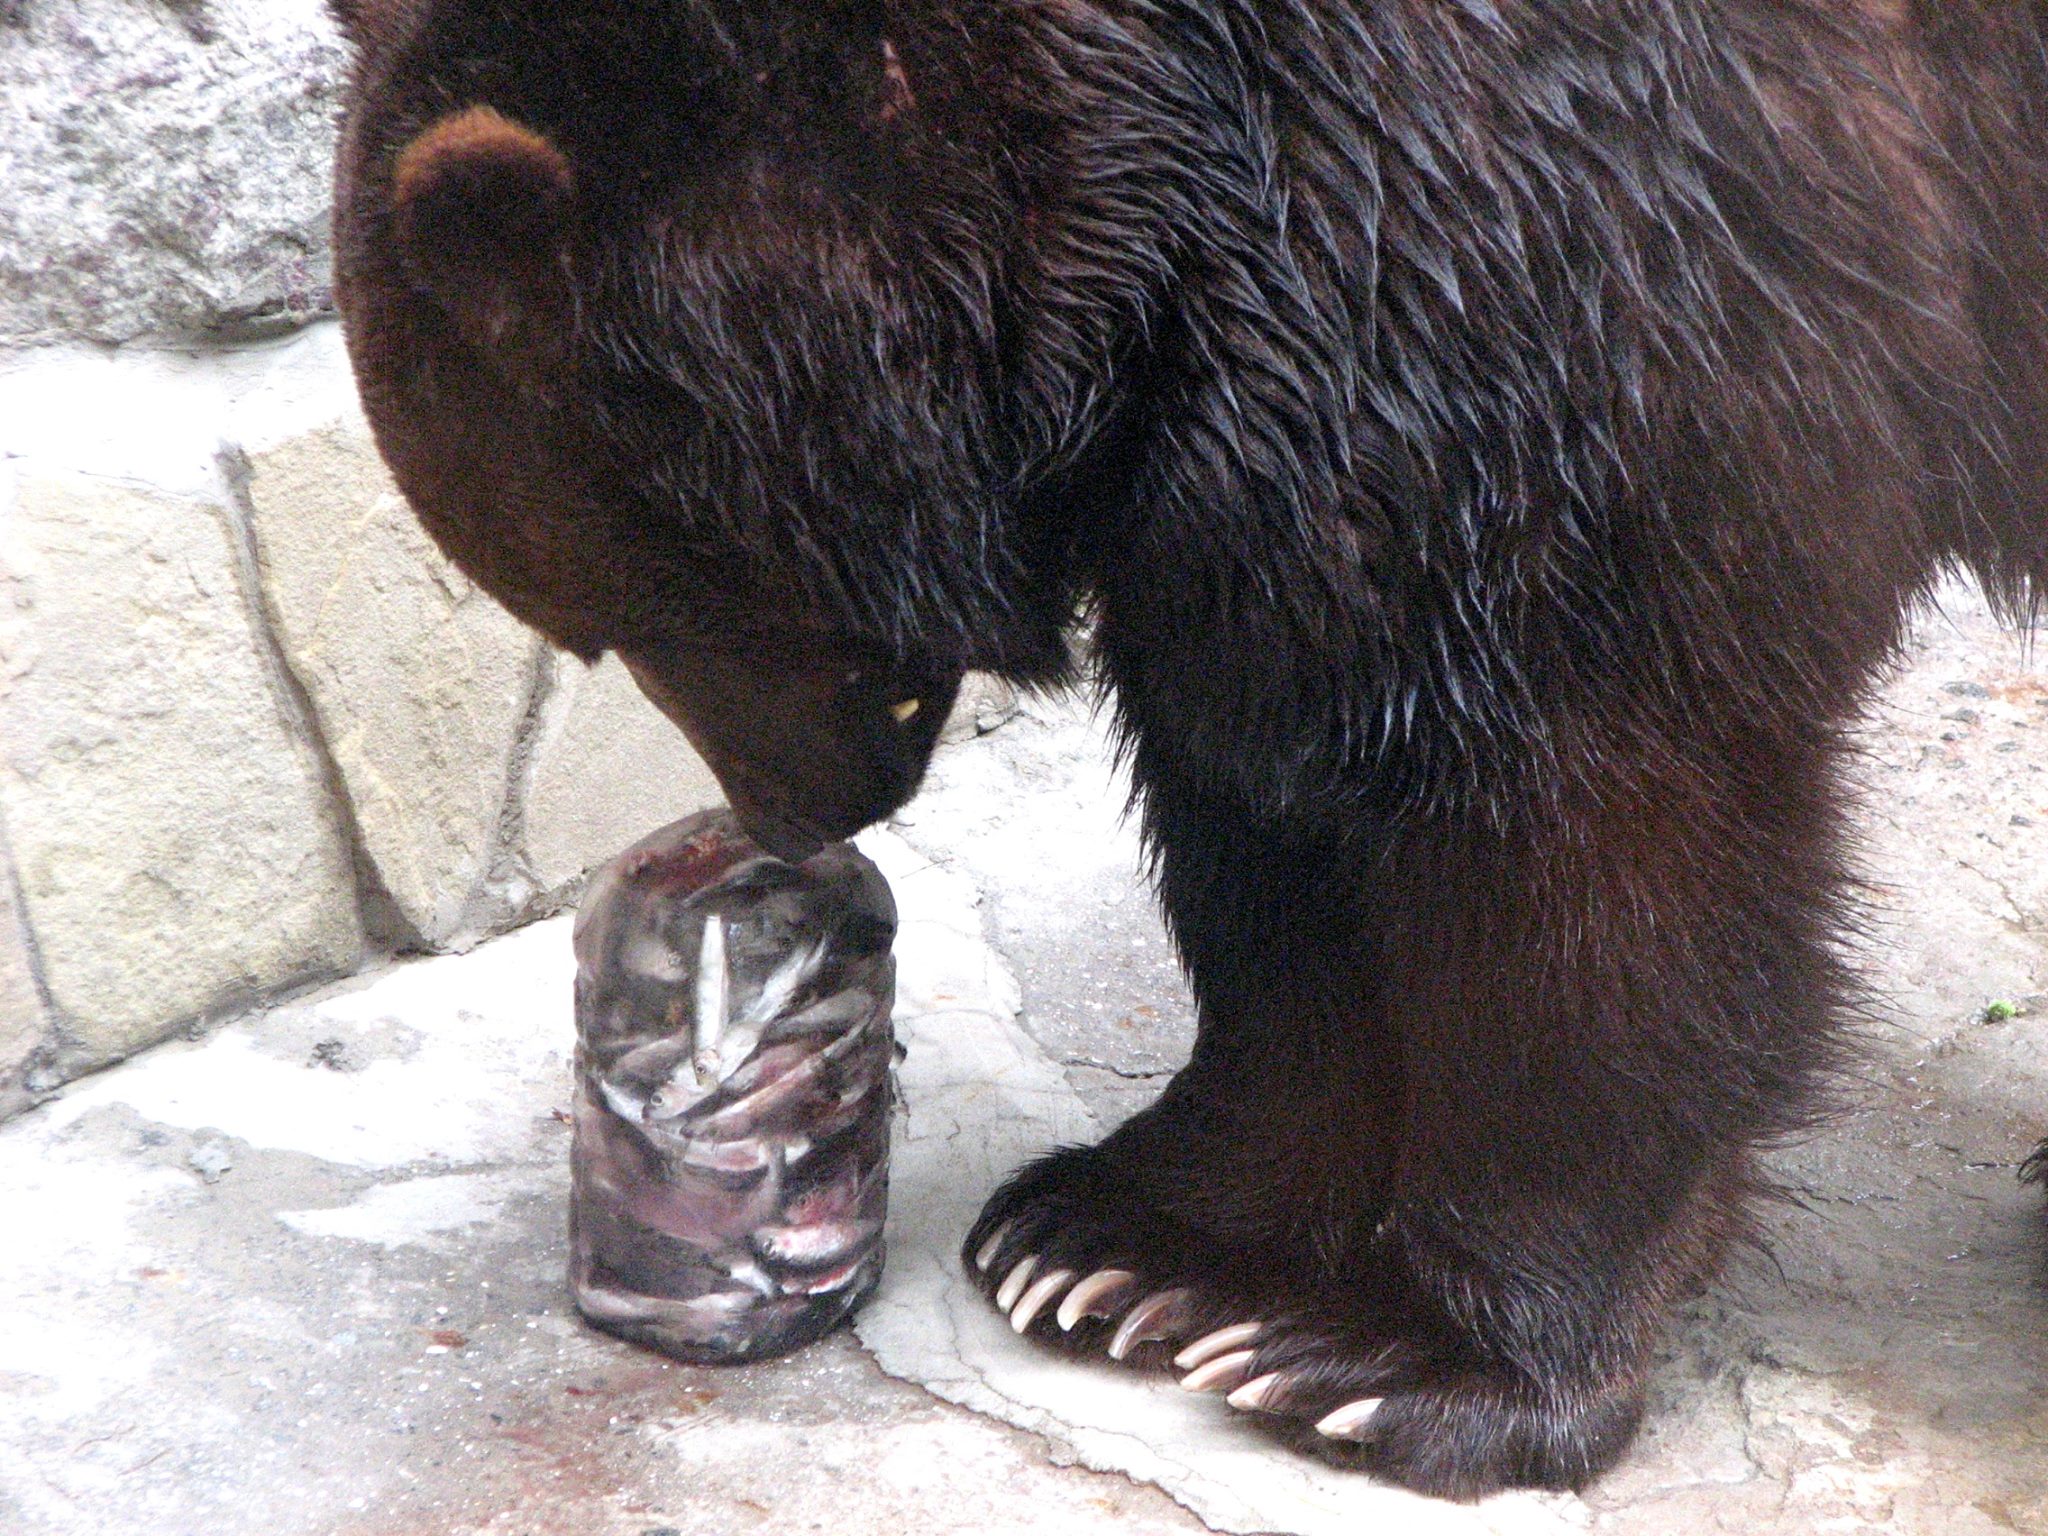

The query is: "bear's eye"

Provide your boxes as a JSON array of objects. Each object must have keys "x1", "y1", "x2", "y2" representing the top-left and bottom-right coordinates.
[{"x1": 890, "y1": 699, "x2": 922, "y2": 723}]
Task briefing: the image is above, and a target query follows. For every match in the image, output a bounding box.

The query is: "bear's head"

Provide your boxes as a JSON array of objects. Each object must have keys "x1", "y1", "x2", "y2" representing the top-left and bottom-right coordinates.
[{"x1": 326, "y1": 0, "x2": 1193, "y2": 859}]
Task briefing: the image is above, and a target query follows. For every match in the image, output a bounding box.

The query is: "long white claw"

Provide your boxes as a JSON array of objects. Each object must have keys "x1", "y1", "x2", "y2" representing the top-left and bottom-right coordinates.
[
  {"x1": 994, "y1": 1256, "x2": 1039, "y2": 1314},
  {"x1": 973, "y1": 1222, "x2": 1012, "y2": 1275},
  {"x1": 1108, "y1": 1288, "x2": 1192, "y2": 1362},
  {"x1": 1056, "y1": 1269, "x2": 1138, "y2": 1327},
  {"x1": 1226, "y1": 1372, "x2": 1287, "y2": 1412},
  {"x1": 1056, "y1": 1268, "x2": 1136, "y2": 1331},
  {"x1": 1173, "y1": 1321, "x2": 1262, "y2": 1372},
  {"x1": 1315, "y1": 1398, "x2": 1386, "y2": 1439},
  {"x1": 1179, "y1": 1348, "x2": 1258, "y2": 1395},
  {"x1": 1009, "y1": 1268, "x2": 1077, "y2": 1334}
]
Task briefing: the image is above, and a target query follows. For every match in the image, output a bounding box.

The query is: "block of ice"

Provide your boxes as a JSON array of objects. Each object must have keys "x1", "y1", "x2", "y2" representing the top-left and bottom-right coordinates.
[{"x1": 569, "y1": 810, "x2": 896, "y2": 1363}]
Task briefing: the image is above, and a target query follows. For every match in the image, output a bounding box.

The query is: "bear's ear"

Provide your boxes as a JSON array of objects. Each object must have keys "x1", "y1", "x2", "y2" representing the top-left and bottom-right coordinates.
[{"x1": 391, "y1": 106, "x2": 577, "y2": 373}]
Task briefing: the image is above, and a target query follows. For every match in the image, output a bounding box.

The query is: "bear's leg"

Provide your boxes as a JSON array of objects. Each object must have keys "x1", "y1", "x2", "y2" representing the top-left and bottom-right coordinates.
[{"x1": 965, "y1": 734, "x2": 1847, "y2": 1497}]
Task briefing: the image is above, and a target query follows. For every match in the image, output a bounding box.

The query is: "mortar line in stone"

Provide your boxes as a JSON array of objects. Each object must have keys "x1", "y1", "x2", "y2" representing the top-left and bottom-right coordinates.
[
  {"x1": 0, "y1": 486, "x2": 41, "y2": 1086},
  {"x1": 0, "y1": 803, "x2": 69, "y2": 1105},
  {"x1": 459, "y1": 639, "x2": 561, "y2": 938},
  {"x1": 217, "y1": 441, "x2": 422, "y2": 955}
]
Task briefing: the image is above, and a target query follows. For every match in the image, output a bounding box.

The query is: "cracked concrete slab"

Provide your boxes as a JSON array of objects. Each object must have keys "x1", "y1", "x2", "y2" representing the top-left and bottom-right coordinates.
[{"x1": 1, "y1": 581, "x2": 2045, "y2": 1535}]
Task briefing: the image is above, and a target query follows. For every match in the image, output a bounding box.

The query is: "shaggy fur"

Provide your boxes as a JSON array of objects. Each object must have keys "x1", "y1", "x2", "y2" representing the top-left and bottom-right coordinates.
[{"x1": 328, "y1": 0, "x2": 2048, "y2": 1498}]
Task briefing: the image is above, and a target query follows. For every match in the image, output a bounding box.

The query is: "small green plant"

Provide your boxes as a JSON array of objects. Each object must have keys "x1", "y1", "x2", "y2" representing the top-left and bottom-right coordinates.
[{"x1": 1982, "y1": 999, "x2": 2019, "y2": 1023}]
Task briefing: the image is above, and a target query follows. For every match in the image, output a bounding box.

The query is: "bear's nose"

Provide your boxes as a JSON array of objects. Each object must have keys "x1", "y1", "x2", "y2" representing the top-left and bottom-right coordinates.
[{"x1": 617, "y1": 644, "x2": 965, "y2": 860}]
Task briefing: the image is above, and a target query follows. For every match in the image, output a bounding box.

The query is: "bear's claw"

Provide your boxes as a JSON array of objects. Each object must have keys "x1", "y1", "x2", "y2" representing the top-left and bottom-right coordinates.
[
  {"x1": 1009, "y1": 1267, "x2": 1076, "y2": 1333},
  {"x1": 1174, "y1": 1321, "x2": 1261, "y2": 1371},
  {"x1": 1179, "y1": 1348, "x2": 1259, "y2": 1395},
  {"x1": 1314, "y1": 1397, "x2": 1386, "y2": 1439},
  {"x1": 1224, "y1": 1371, "x2": 1290, "y2": 1412},
  {"x1": 972, "y1": 1222, "x2": 1012, "y2": 1274},
  {"x1": 993, "y1": 1255, "x2": 1038, "y2": 1312},
  {"x1": 1056, "y1": 1268, "x2": 1135, "y2": 1330},
  {"x1": 1106, "y1": 1288, "x2": 1196, "y2": 1360}
]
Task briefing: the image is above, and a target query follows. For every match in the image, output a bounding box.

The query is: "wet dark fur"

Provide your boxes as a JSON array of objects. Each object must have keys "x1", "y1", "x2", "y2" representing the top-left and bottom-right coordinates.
[{"x1": 329, "y1": 0, "x2": 2048, "y2": 1499}]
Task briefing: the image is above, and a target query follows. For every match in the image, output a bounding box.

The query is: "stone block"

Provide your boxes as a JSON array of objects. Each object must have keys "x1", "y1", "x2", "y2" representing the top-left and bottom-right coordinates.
[
  {"x1": 0, "y1": 0, "x2": 347, "y2": 343},
  {"x1": 242, "y1": 418, "x2": 542, "y2": 948},
  {"x1": 0, "y1": 473, "x2": 364, "y2": 1067},
  {"x1": 518, "y1": 653, "x2": 724, "y2": 894}
]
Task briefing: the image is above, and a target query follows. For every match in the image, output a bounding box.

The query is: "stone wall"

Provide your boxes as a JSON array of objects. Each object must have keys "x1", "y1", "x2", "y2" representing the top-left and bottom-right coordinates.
[{"x1": 0, "y1": 1, "x2": 727, "y2": 1117}]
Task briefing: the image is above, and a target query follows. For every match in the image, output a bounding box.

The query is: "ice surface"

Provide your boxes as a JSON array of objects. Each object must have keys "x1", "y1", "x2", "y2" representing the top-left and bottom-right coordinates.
[{"x1": 569, "y1": 809, "x2": 897, "y2": 1363}]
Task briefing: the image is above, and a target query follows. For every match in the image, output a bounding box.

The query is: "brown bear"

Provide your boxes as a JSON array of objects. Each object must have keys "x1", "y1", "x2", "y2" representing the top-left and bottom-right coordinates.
[{"x1": 325, "y1": 0, "x2": 2048, "y2": 1500}]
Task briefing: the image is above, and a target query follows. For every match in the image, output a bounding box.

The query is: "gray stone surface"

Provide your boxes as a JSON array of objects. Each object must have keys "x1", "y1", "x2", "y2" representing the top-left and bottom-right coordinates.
[
  {"x1": 243, "y1": 416, "x2": 543, "y2": 950},
  {"x1": 0, "y1": 0, "x2": 346, "y2": 344},
  {"x1": 0, "y1": 471, "x2": 363, "y2": 1070},
  {"x1": 516, "y1": 653, "x2": 724, "y2": 897}
]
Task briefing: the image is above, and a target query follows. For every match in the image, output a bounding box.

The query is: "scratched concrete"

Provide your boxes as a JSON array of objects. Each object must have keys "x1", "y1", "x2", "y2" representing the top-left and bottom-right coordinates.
[{"x1": 0, "y1": 578, "x2": 2043, "y2": 1536}]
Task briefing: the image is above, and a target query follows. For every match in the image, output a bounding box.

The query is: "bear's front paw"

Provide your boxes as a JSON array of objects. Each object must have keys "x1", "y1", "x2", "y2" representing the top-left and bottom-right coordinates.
[{"x1": 963, "y1": 1134, "x2": 1651, "y2": 1500}]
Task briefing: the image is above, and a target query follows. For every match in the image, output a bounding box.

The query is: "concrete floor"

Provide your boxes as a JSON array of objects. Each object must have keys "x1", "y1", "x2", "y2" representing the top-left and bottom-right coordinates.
[{"x1": 2, "y1": 580, "x2": 2045, "y2": 1535}]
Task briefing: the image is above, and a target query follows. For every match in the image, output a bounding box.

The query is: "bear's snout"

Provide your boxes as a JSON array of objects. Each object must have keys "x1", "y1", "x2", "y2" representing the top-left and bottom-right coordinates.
[{"x1": 620, "y1": 644, "x2": 962, "y2": 864}]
